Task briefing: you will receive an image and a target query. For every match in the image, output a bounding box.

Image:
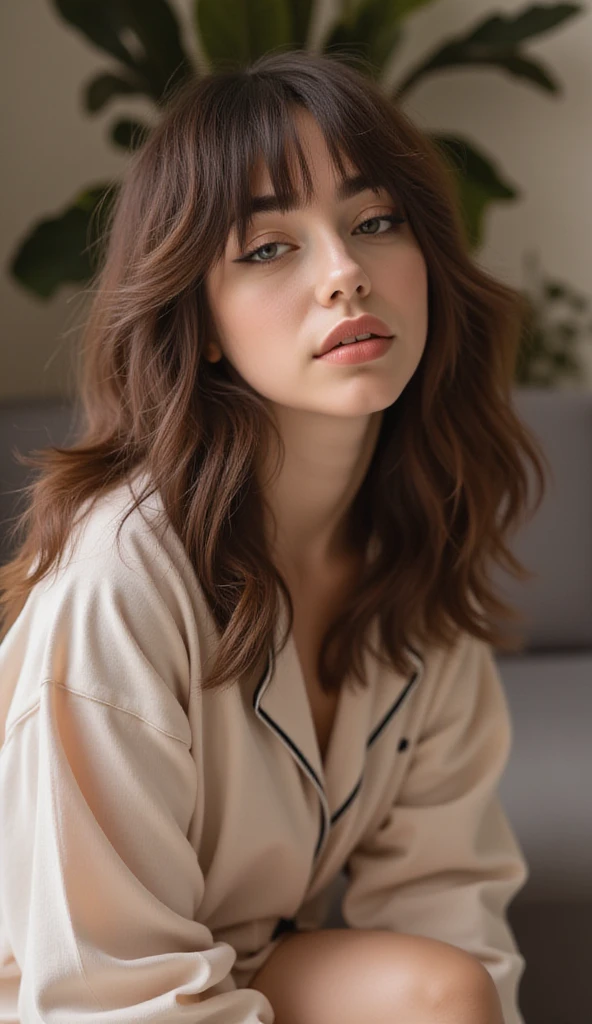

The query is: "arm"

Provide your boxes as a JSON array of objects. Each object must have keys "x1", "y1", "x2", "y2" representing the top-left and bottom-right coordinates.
[
  {"x1": 0, "y1": 518, "x2": 274, "y2": 1022},
  {"x1": 341, "y1": 633, "x2": 528, "y2": 1024}
]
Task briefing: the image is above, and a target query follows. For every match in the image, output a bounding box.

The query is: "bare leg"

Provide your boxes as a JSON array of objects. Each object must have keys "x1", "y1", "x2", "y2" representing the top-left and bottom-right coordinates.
[{"x1": 248, "y1": 927, "x2": 505, "y2": 1024}]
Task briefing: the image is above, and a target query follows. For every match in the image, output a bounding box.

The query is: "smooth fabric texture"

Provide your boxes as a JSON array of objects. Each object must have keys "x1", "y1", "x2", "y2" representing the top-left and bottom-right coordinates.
[{"x1": 0, "y1": 471, "x2": 528, "y2": 1022}]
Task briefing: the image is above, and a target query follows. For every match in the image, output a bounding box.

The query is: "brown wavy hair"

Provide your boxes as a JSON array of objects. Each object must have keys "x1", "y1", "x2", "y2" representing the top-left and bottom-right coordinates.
[{"x1": 0, "y1": 48, "x2": 551, "y2": 694}]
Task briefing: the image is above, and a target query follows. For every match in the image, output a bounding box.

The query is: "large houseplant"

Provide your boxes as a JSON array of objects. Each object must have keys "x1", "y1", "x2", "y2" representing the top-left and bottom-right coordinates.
[{"x1": 8, "y1": 0, "x2": 589, "y2": 387}]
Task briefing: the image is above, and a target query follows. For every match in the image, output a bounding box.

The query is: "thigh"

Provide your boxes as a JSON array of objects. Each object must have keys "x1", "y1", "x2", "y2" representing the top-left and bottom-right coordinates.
[{"x1": 248, "y1": 927, "x2": 490, "y2": 1024}]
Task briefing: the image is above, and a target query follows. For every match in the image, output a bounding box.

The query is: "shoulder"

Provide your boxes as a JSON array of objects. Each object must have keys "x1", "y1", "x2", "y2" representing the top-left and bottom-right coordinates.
[
  {"x1": 1, "y1": 471, "x2": 210, "y2": 742},
  {"x1": 411, "y1": 628, "x2": 512, "y2": 755},
  {"x1": 35, "y1": 468, "x2": 199, "y2": 610},
  {"x1": 35, "y1": 467, "x2": 214, "y2": 666}
]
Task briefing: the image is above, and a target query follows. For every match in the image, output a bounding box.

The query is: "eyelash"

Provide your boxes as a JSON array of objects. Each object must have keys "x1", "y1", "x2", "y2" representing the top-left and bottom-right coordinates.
[{"x1": 237, "y1": 213, "x2": 407, "y2": 265}]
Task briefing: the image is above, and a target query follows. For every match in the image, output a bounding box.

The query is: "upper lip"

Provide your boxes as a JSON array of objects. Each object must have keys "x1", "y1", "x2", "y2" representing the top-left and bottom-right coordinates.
[{"x1": 315, "y1": 314, "x2": 394, "y2": 357}]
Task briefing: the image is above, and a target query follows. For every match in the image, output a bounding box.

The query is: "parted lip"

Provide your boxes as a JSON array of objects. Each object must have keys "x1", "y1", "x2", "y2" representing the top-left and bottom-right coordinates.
[{"x1": 315, "y1": 314, "x2": 394, "y2": 357}]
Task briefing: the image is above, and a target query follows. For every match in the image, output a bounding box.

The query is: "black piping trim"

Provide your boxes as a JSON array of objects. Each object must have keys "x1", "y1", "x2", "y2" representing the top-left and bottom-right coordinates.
[
  {"x1": 331, "y1": 776, "x2": 363, "y2": 824},
  {"x1": 314, "y1": 801, "x2": 326, "y2": 859},
  {"x1": 253, "y1": 649, "x2": 329, "y2": 858},
  {"x1": 367, "y1": 669, "x2": 419, "y2": 747},
  {"x1": 329, "y1": 646, "x2": 424, "y2": 826},
  {"x1": 255, "y1": 703, "x2": 324, "y2": 794},
  {"x1": 253, "y1": 643, "x2": 424, "y2": 859}
]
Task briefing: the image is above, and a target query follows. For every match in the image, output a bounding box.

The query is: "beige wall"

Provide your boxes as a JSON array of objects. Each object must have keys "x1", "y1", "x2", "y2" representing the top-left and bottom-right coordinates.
[{"x1": 1, "y1": 0, "x2": 591, "y2": 401}]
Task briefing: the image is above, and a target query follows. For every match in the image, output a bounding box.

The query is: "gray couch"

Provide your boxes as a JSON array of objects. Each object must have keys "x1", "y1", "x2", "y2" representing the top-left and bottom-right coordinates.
[{"x1": 1, "y1": 390, "x2": 591, "y2": 1023}]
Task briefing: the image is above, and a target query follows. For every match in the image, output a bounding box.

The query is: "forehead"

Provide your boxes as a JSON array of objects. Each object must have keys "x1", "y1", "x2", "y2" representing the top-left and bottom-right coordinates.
[
  {"x1": 222, "y1": 106, "x2": 395, "y2": 254},
  {"x1": 244, "y1": 154, "x2": 385, "y2": 229},
  {"x1": 242, "y1": 172, "x2": 385, "y2": 222},
  {"x1": 249, "y1": 109, "x2": 356, "y2": 194}
]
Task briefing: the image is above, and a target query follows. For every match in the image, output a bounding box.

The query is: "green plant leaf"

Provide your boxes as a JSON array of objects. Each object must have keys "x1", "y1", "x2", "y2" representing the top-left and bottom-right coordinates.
[
  {"x1": 84, "y1": 72, "x2": 146, "y2": 113},
  {"x1": 556, "y1": 323, "x2": 577, "y2": 340},
  {"x1": 468, "y1": 3, "x2": 582, "y2": 45},
  {"x1": 196, "y1": 0, "x2": 293, "y2": 67},
  {"x1": 387, "y1": 0, "x2": 440, "y2": 17},
  {"x1": 52, "y1": 0, "x2": 193, "y2": 103},
  {"x1": 544, "y1": 282, "x2": 567, "y2": 299},
  {"x1": 322, "y1": 0, "x2": 439, "y2": 76},
  {"x1": 290, "y1": 0, "x2": 315, "y2": 49},
  {"x1": 429, "y1": 133, "x2": 519, "y2": 249},
  {"x1": 491, "y1": 53, "x2": 558, "y2": 91},
  {"x1": 568, "y1": 294, "x2": 588, "y2": 312},
  {"x1": 110, "y1": 118, "x2": 151, "y2": 150},
  {"x1": 394, "y1": 2, "x2": 582, "y2": 96},
  {"x1": 52, "y1": 0, "x2": 136, "y2": 69},
  {"x1": 8, "y1": 184, "x2": 118, "y2": 299}
]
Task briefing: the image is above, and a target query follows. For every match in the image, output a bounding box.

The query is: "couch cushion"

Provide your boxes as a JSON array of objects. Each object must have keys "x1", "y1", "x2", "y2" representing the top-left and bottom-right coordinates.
[
  {"x1": 490, "y1": 389, "x2": 592, "y2": 651},
  {"x1": 496, "y1": 650, "x2": 592, "y2": 900},
  {"x1": 0, "y1": 399, "x2": 78, "y2": 564}
]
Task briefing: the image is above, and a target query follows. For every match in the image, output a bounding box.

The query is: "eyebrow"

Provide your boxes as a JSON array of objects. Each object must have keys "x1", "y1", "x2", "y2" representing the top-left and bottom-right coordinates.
[{"x1": 243, "y1": 173, "x2": 384, "y2": 221}]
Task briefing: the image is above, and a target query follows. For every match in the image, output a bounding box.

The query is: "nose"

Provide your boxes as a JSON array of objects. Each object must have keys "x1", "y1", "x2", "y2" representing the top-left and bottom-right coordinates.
[{"x1": 314, "y1": 240, "x2": 371, "y2": 306}]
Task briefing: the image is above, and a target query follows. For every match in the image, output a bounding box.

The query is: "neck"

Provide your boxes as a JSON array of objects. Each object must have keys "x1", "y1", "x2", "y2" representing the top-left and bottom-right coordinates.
[{"x1": 257, "y1": 406, "x2": 383, "y2": 576}]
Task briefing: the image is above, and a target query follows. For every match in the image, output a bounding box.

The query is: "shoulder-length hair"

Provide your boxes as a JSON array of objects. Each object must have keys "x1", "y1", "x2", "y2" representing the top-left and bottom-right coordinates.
[{"x1": 0, "y1": 48, "x2": 550, "y2": 694}]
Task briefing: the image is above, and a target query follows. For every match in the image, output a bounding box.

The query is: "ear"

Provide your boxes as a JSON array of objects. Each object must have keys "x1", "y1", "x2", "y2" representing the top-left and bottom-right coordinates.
[{"x1": 205, "y1": 343, "x2": 223, "y2": 363}]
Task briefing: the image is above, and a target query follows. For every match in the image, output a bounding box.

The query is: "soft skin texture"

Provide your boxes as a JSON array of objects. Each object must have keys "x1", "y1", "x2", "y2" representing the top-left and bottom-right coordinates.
[
  {"x1": 204, "y1": 108, "x2": 429, "y2": 582},
  {"x1": 248, "y1": 927, "x2": 506, "y2": 1024}
]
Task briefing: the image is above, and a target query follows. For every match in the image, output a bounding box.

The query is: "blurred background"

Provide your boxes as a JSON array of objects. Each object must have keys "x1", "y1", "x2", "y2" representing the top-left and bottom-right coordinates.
[
  {"x1": 1, "y1": 1, "x2": 591, "y2": 1021},
  {"x1": 3, "y1": 0, "x2": 592, "y2": 399}
]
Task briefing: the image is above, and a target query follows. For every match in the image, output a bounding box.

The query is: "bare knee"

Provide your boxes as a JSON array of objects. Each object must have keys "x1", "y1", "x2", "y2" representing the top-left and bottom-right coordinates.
[
  {"x1": 366, "y1": 930, "x2": 503, "y2": 1024},
  {"x1": 426, "y1": 947, "x2": 504, "y2": 1024},
  {"x1": 249, "y1": 927, "x2": 503, "y2": 1024}
]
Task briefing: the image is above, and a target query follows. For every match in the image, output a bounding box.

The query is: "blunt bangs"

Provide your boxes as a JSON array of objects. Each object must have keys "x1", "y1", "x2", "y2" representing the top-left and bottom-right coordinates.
[{"x1": 209, "y1": 70, "x2": 408, "y2": 257}]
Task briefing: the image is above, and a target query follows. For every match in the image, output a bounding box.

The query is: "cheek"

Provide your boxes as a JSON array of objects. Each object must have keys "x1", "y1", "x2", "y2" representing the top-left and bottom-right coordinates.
[
  {"x1": 227, "y1": 285, "x2": 301, "y2": 354},
  {"x1": 205, "y1": 280, "x2": 256, "y2": 352},
  {"x1": 383, "y1": 248, "x2": 428, "y2": 305},
  {"x1": 409, "y1": 257, "x2": 429, "y2": 330},
  {"x1": 381, "y1": 250, "x2": 429, "y2": 353},
  {"x1": 208, "y1": 285, "x2": 298, "y2": 379}
]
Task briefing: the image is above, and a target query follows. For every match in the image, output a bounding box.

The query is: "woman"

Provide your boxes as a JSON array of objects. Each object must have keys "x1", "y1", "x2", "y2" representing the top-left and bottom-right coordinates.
[{"x1": 0, "y1": 49, "x2": 549, "y2": 1023}]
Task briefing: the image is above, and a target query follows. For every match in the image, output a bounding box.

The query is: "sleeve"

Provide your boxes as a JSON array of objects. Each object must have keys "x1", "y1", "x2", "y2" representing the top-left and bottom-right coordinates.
[
  {"x1": 340, "y1": 634, "x2": 529, "y2": 1024},
  {"x1": 0, "y1": 554, "x2": 274, "y2": 1021}
]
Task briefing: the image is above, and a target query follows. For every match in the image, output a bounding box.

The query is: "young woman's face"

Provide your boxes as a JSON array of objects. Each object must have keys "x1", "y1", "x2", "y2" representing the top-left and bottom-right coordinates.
[{"x1": 204, "y1": 109, "x2": 429, "y2": 419}]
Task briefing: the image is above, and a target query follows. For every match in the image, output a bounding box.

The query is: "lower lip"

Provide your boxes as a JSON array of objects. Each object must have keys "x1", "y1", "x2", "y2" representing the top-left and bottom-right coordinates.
[{"x1": 316, "y1": 336, "x2": 394, "y2": 364}]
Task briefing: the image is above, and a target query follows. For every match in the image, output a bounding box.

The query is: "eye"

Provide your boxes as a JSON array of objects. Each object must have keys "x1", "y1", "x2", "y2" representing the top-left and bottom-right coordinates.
[{"x1": 236, "y1": 212, "x2": 407, "y2": 265}]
